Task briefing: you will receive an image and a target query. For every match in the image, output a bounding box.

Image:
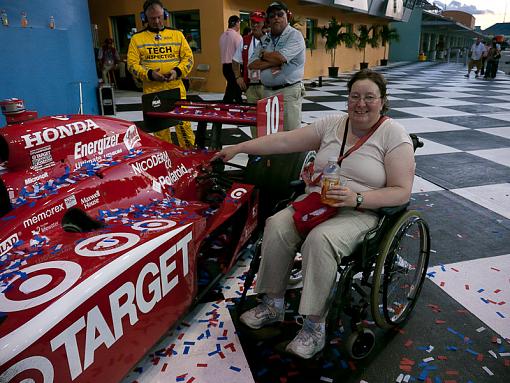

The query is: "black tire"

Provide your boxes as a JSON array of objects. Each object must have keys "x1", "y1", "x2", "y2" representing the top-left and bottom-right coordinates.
[
  {"x1": 346, "y1": 328, "x2": 376, "y2": 360},
  {"x1": 244, "y1": 151, "x2": 316, "y2": 220},
  {"x1": 370, "y1": 210, "x2": 430, "y2": 329}
]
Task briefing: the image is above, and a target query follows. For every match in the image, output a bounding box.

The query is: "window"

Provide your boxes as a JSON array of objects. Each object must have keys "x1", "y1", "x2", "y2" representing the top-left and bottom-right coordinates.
[
  {"x1": 171, "y1": 10, "x2": 201, "y2": 53},
  {"x1": 111, "y1": 15, "x2": 136, "y2": 55},
  {"x1": 240, "y1": 11, "x2": 251, "y2": 36},
  {"x1": 305, "y1": 18, "x2": 317, "y2": 49}
]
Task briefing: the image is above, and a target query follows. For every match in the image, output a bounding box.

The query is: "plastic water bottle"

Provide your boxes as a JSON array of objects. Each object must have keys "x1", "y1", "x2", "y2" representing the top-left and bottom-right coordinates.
[
  {"x1": 321, "y1": 156, "x2": 342, "y2": 205},
  {"x1": 49, "y1": 16, "x2": 55, "y2": 29},
  {"x1": 1, "y1": 10, "x2": 8, "y2": 26}
]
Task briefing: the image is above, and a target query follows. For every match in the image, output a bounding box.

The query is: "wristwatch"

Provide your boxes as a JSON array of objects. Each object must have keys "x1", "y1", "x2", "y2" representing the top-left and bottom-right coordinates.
[{"x1": 356, "y1": 193, "x2": 363, "y2": 208}]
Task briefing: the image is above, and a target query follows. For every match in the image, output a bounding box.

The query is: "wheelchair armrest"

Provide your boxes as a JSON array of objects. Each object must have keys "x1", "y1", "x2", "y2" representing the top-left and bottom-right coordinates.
[
  {"x1": 378, "y1": 203, "x2": 409, "y2": 217},
  {"x1": 289, "y1": 179, "x2": 305, "y2": 192},
  {"x1": 410, "y1": 133, "x2": 423, "y2": 153}
]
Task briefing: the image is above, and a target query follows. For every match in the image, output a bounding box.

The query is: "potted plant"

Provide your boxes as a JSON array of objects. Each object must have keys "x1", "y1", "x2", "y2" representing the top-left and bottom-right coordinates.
[
  {"x1": 356, "y1": 24, "x2": 379, "y2": 69},
  {"x1": 379, "y1": 24, "x2": 399, "y2": 66},
  {"x1": 317, "y1": 17, "x2": 345, "y2": 77}
]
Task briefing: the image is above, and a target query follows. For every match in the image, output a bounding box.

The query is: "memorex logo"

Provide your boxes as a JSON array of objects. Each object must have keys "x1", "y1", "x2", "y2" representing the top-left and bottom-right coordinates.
[
  {"x1": 131, "y1": 151, "x2": 172, "y2": 175},
  {"x1": 0, "y1": 233, "x2": 19, "y2": 256},
  {"x1": 23, "y1": 203, "x2": 65, "y2": 228},
  {"x1": 21, "y1": 119, "x2": 99, "y2": 149},
  {"x1": 74, "y1": 134, "x2": 120, "y2": 159}
]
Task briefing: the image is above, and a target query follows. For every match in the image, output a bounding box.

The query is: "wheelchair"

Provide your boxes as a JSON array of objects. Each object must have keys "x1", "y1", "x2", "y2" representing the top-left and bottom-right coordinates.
[{"x1": 238, "y1": 134, "x2": 431, "y2": 360}]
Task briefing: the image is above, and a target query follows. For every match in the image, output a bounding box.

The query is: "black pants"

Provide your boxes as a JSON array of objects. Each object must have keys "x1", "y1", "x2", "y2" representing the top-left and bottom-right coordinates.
[
  {"x1": 485, "y1": 60, "x2": 499, "y2": 79},
  {"x1": 222, "y1": 63, "x2": 243, "y2": 103}
]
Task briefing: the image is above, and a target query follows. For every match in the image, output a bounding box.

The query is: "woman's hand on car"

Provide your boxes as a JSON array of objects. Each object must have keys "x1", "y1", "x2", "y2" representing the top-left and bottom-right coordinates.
[{"x1": 211, "y1": 146, "x2": 239, "y2": 162}]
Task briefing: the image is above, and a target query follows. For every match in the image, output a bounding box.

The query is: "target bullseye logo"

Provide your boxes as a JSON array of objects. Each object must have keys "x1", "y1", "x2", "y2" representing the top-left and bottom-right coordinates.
[
  {"x1": 75, "y1": 233, "x2": 140, "y2": 257},
  {"x1": 0, "y1": 261, "x2": 82, "y2": 312},
  {"x1": 230, "y1": 188, "x2": 247, "y2": 199},
  {"x1": 132, "y1": 219, "x2": 176, "y2": 232},
  {"x1": 0, "y1": 356, "x2": 54, "y2": 383}
]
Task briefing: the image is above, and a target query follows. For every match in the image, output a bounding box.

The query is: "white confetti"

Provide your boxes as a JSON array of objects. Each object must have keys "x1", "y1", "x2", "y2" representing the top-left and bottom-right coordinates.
[{"x1": 482, "y1": 366, "x2": 494, "y2": 376}]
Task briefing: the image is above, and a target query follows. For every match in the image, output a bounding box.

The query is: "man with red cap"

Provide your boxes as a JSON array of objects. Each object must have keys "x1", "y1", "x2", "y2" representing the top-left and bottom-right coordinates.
[{"x1": 232, "y1": 10, "x2": 267, "y2": 137}]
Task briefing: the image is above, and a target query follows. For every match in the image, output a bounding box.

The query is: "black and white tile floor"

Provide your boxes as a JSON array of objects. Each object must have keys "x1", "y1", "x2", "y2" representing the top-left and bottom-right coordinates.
[{"x1": 116, "y1": 62, "x2": 510, "y2": 383}]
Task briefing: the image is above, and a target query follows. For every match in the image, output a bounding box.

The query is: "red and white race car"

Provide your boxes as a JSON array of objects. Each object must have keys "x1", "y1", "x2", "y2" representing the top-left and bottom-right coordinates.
[{"x1": 0, "y1": 101, "x2": 285, "y2": 382}]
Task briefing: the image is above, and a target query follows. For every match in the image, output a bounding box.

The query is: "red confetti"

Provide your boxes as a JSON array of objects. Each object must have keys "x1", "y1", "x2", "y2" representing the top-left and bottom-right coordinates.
[
  {"x1": 151, "y1": 357, "x2": 160, "y2": 365},
  {"x1": 425, "y1": 377, "x2": 432, "y2": 383},
  {"x1": 491, "y1": 267, "x2": 501, "y2": 271},
  {"x1": 161, "y1": 363, "x2": 168, "y2": 372},
  {"x1": 444, "y1": 380, "x2": 457, "y2": 383},
  {"x1": 446, "y1": 370, "x2": 459, "y2": 375},
  {"x1": 177, "y1": 333, "x2": 185, "y2": 340},
  {"x1": 400, "y1": 365, "x2": 413, "y2": 372},
  {"x1": 436, "y1": 319, "x2": 446, "y2": 324},
  {"x1": 494, "y1": 289, "x2": 502, "y2": 294},
  {"x1": 451, "y1": 267, "x2": 459, "y2": 272},
  {"x1": 400, "y1": 358, "x2": 415, "y2": 365},
  {"x1": 504, "y1": 359, "x2": 510, "y2": 367},
  {"x1": 498, "y1": 301, "x2": 506, "y2": 305},
  {"x1": 186, "y1": 378, "x2": 195, "y2": 383},
  {"x1": 440, "y1": 281, "x2": 445, "y2": 287},
  {"x1": 348, "y1": 361, "x2": 356, "y2": 371},
  {"x1": 197, "y1": 363, "x2": 208, "y2": 367},
  {"x1": 465, "y1": 284, "x2": 470, "y2": 290},
  {"x1": 437, "y1": 355, "x2": 448, "y2": 360},
  {"x1": 404, "y1": 339, "x2": 413, "y2": 348},
  {"x1": 476, "y1": 353, "x2": 484, "y2": 361},
  {"x1": 223, "y1": 329, "x2": 228, "y2": 337},
  {"x1": 224, "y1": 343, "x2": 237, "y2": 352},
  {"x1": 218, "y1": 351, "x2": 226, "y2": 359}
]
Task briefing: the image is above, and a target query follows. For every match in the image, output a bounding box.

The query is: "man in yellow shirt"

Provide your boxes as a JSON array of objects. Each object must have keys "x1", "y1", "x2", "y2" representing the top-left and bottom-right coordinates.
[{"x1": 127, "y1": 0, "x2": 195, "y2": 148}]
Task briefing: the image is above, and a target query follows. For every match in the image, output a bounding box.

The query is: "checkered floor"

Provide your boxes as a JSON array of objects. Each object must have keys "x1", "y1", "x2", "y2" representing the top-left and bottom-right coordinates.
[{"x1": 116, "y1": 62, "x2": 510, "y2": 383}]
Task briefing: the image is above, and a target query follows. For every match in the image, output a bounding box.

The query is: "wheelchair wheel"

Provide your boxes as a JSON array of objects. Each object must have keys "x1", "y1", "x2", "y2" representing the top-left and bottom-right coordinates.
[
  {"x1": 370, "y1": 210, "x2": 430, "y2": 329},
  {"x1": 346, "y1": 328, "x2": 376, "y2": 360}
]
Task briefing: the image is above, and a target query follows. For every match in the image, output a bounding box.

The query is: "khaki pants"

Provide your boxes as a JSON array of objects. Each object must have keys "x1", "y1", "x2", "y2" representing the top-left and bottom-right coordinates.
[
  {"x1": 468, "y1": 59, "x2": 482, "y2": 74},
  {"x1": 255, "y1": 199, "x2": 378, "y2": 317},
  {"x1": 264, "y1": 82, "x2": 305, "y2": 131},
  {"x1": 246, "y1": 84, "x2": 264, "y2": 138}
]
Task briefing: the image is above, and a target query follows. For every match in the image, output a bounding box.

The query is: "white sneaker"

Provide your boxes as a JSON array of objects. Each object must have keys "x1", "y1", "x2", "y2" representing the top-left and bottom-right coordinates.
[
  {"x1": 285, "y1": 319, "x2": 326, "y2": 359},
  {"x1": 239, "y1": 295, "x2": 285, "y2": 329}
]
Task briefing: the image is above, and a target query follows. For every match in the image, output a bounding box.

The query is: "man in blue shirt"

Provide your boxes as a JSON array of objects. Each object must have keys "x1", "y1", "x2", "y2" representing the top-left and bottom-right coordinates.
[{"x1": 249, "y1": 1, "x2": 305, "y2": 131}]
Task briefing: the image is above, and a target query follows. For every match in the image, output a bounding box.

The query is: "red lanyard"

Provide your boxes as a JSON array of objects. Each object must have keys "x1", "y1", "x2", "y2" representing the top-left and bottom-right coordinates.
[{"x1": 302, "y1": 116, "x2": 389, "y2": 186}]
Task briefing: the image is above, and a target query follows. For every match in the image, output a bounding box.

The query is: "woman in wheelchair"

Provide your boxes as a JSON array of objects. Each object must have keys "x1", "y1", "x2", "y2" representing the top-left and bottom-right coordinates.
[{"x1": 214, "y1": 70, "x2": 416, "y2": 359}]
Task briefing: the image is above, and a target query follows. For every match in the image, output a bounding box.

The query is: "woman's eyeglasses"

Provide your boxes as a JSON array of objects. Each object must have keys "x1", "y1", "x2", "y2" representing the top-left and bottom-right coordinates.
[
  {"x1": 268, "y1": 11, "x2": 286, "y2": 19},
  {"x1": 348, "y1": 94, "x2": 381, "y2": 104}
]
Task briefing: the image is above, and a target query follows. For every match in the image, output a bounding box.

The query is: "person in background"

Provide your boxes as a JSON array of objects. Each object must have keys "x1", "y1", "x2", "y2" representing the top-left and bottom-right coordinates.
[
  {"x1": 484, "y1": 39, "x2": 502, "y2": 80},
  {"x1": 213, "y1": 69, "x2": 414, "y2": 359},
  {"x1": 464, "y1": 37, "x2": 486, "y2": 78},
  {"x1": 98, "y1": 38, "x2": 121, "y2": 85},
  {"x1": 249, "y1": 1, "x2": 305, "y2": 131},
  {"x1": 232, "y1": 10, "x2": 267, "y2": 137},
  {"x1": 127, "y1": 0, "x2": 195, "y2": 148},
  {"x1": 219, "y1": 15, "x2": 243, "y2": 104}
]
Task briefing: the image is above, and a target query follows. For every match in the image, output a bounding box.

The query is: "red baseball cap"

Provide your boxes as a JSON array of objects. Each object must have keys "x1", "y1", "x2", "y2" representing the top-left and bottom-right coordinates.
[{"x1": 250, "y1": 10, "x2": 266, "y2": 23}]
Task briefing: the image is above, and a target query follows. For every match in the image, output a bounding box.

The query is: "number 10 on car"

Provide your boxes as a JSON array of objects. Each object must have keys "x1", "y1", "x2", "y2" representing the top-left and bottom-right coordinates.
[{"x1": 256, "y1": 94, "x2": 284, "y2": 137}]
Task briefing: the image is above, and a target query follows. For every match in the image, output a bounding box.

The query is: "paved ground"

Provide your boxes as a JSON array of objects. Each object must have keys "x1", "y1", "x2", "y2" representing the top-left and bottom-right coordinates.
[{"x1": 116, "y1": 61, "x2": 510, "y2": 383}]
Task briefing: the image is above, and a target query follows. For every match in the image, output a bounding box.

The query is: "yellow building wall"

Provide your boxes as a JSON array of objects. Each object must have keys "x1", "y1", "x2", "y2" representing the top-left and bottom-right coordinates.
[{"x1": 88, "y1": 0, "x2": 389, "y2": 92}]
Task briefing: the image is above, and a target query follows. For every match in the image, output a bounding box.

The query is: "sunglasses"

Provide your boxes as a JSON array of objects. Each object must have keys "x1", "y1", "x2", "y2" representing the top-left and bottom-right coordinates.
[{"x1": 268, "y1": 10, "x2": 286, "y2": 19}]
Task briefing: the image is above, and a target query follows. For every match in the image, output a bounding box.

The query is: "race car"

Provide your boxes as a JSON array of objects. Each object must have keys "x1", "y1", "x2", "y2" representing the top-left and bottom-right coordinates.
[{"x1": 0, "y1": 113, "x2": 262, "y2": 383}]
